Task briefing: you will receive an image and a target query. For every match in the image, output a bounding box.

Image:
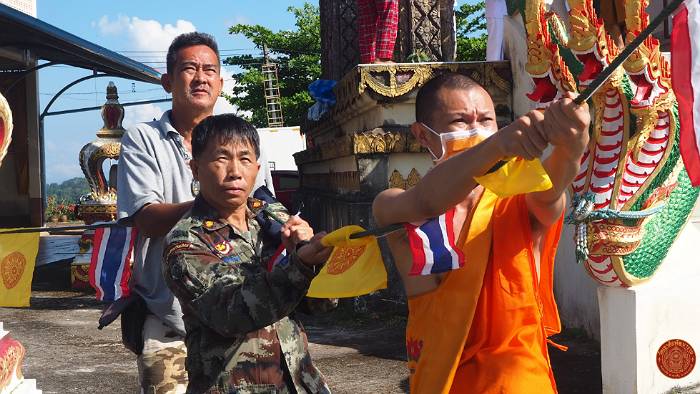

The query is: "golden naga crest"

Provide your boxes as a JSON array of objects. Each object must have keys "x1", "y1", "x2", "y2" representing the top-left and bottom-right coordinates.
[
  {"x1": 622, "y1": 0, "x2": 672, "y2": 107},
  {"x1": 566, "y1": 0, "x2": 621, "y2": 89},
  {"x1": 524, "y1": 0, "x2": 577, "y2": 108}
]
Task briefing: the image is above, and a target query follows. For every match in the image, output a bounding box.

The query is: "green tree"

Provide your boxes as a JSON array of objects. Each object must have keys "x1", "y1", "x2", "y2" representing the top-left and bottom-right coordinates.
[
  {"x1": 46, "y1": 177, "x2": 89, "y2": 203},
  {"x1": 455, "y1": 1, "x2": 487, "y2": 61},
  {"x1": 225, "y1": 4, "x2": 321, "y2": 127}
]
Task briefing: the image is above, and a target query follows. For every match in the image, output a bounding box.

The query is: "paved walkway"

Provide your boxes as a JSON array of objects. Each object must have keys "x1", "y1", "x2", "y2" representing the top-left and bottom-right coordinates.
[
  {"x1": 1, "y1": 291, "x2": 408, "y2": 394},
  {"x1": 0, "y1": 290, "x2": 604, "y2": 394}
]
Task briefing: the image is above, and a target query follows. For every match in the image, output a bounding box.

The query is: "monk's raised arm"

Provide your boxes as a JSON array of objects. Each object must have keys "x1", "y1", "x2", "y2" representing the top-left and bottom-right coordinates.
[
  {"x1": 373, "y1": 115, "x2": 551, "y2": 227},
  {"x1": 525, "y1": 93, "x2": 591, "y2": 228}
]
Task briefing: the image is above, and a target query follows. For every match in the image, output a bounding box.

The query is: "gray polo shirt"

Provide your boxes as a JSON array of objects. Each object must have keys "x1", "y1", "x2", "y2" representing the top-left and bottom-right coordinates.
[
  {"x1": 117, "y1": 110, "x2": 274, "y2": 336},
  {"x1": 117, "y1": 111, "x2": 194, "y2": 336}
]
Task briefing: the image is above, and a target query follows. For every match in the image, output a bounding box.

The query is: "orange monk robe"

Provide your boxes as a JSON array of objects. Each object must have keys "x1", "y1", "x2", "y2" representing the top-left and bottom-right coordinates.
[{"x1": 406, "y1": 191, "x2": 564, "y2": 394}]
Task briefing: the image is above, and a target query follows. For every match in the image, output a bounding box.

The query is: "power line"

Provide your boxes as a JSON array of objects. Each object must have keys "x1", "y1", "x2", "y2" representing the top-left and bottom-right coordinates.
[
  {"x1": 119, "y1": 46, "x2": 319, "y2": 57},
  {"x1": 115, "y1": 48, "x2": 258, "y2": 53},
  {"x1": 39, "y1": 78, "x2": 236, "y2": 97},
  {"x1": 39, "y1": 87, "x2": 164, "y2": 96}
]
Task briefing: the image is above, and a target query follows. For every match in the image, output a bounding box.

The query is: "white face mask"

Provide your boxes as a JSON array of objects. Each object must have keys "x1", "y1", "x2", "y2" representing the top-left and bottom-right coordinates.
[{"x1": 422, "y1": 123, "x2": 493, "y2": 162}]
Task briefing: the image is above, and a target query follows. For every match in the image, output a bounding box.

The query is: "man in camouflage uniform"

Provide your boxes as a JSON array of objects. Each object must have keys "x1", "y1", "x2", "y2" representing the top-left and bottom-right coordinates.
[{"x1": 163, "y1": 114, "x2": 332, "y2": 393}]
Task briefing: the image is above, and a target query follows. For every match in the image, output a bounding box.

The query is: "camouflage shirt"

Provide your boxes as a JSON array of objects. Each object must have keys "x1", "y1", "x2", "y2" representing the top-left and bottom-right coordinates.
[{"x1": 163, "y1": 195, "x2": 330, "y2": 394}]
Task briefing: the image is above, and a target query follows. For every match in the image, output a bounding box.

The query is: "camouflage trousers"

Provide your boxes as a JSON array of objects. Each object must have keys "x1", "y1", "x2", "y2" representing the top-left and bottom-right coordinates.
[{"x1": 138, "y1": 315, "x2": 188, "y2": 394}]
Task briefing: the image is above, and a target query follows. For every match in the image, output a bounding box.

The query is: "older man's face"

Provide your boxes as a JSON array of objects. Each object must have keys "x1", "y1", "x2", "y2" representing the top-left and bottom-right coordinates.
[
  {"x1": 164, "y1": 45, "x2": 223, "y2": 114},
  {"x1": 191, "y1": 138, "x2": 260, "y2": 214}
]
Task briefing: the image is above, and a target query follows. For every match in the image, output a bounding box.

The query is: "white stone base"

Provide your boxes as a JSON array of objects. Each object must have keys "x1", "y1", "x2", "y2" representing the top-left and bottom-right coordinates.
[
  {"x1": 2, "y1": 376, "x2": 41, "y2": 394},
  {"x1": 598, "y1": 221, "x2": 700, "y2": 393},
  {"x1": 9, "y1": 380, "x2": 40, "y2": 394}
]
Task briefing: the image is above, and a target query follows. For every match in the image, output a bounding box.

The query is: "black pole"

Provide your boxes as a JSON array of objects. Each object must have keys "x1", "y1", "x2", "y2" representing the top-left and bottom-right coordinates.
[
  {"x1": 0, "y1": 221, "x2": 122, "y2": 235},
  {"x1": 43, "y1": 98, "x2": 172, "y2": 117}
]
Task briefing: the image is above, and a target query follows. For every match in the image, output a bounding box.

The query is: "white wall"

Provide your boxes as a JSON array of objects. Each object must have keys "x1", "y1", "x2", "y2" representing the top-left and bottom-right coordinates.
[
  {"x1": 554, "y1": 204, "x2": 602, "y2": 340},
  {"x1": 257, "y1": 126, "x2": 306, "y2": 171}
]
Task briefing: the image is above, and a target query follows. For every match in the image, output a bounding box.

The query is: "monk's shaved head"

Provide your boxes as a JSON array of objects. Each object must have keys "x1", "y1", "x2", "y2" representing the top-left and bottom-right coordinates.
[{"x1": 415, "y1": 73, "x2": 488, "y2": 126}]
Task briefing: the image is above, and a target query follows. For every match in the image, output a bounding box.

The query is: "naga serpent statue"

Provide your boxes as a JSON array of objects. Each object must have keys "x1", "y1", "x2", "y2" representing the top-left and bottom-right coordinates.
[
  {"x1": 520, "y1": 0, "x2": 699, "y2": 286},
  {"x1": 0, "y1": 91, "x2": 12, "y2": 168}
]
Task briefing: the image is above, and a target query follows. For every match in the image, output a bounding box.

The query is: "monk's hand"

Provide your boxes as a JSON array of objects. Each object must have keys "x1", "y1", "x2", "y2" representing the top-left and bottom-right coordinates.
[
  {"x1": 297, "y1": 233, "x2": 332, "y2": 267},
  {"x1": 493, "y1": 110, "x2": 549, "y2": 160},
  {"x1": 543, "y1": 91, "x2": 590, "y2": 159},
  {"x1": 281, "y1": 216, "x2": 314, "y2": 250}
]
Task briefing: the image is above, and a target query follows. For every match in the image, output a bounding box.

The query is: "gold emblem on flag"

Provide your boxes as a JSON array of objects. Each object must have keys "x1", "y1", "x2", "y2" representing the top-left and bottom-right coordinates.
[
  {"x1": 1, "y1": 252, "x2": 26, "y2": 290},
  {"x1": 326, "y1": 245, "x2": 366, "y2": 275}
]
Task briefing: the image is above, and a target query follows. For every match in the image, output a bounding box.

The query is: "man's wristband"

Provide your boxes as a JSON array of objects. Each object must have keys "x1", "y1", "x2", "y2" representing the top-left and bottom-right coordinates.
[{"x1": 295, "y1": 240, "x2": 310, "y2": 252}]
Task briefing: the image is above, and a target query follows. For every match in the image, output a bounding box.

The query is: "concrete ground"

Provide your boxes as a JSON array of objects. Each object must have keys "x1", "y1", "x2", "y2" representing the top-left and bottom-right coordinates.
[{"x1": 0, "y1": 261, "x2": 603, "y2": 393}]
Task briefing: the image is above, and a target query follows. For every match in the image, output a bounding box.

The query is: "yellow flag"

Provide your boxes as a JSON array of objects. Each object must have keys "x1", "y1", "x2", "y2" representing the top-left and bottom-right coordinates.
[
  {"x1": 307, "y1": 225, "x2": 387, "y2": 298},
  {"x1": 474, "y1": 158, "x2": 553, "y2": 197},
  {"x1": 0, "y1": 232, "x2": 39, "y2": 307}
]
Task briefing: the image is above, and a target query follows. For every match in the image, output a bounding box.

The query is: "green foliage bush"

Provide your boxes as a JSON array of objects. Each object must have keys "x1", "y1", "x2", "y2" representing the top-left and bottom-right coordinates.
[{"x1": 456, "y1": 1, "x2": 488, "y2": 62}]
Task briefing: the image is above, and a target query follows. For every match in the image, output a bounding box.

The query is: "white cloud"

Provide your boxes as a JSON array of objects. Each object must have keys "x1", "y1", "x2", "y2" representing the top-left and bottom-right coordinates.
[
  {"x1": 95, "y1": 14, "x2": 196, "y2": 52},
  {"x1": 46, "y1": 162, "x2": 84, "y2": 184},
  {"x1": 123, "y1": 103, "x2": 165, "y2": 128}
]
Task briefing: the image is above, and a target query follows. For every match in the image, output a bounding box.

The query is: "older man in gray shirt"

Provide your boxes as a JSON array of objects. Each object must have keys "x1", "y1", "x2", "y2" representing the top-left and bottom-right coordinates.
[{"x1": 117, "y1": 32, "x2": 273, "y2": 394}]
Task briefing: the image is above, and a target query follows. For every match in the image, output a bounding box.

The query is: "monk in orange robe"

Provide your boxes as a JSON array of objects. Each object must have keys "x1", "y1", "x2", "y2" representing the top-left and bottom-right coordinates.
[{"x1": 372, "y1": 73, "x2": 590, "y2": 393}]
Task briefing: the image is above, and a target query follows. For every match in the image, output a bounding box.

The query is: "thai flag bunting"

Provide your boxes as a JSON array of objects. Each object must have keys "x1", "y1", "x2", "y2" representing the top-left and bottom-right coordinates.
[
  {"x1": 89, "y1": 226, "x2": 137, "y2": 302},
  {"x1": 404, "y1": 208, "x2": 465, "y2": 276},
  {"x1": 267, "y1": 244, "x2": 288, "y2": 272},
  {"x1": 672, "y1": 0, "x2": 700, "y2": 186}
]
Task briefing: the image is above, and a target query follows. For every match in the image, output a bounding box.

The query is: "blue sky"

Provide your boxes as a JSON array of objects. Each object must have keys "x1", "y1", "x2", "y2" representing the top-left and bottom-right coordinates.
[
  {"x1": 38, "y1": 0, "x2": 313, "y2": 184},
  {"x1": 37, "y1": 0, "x2": 478, "y2": 184}
]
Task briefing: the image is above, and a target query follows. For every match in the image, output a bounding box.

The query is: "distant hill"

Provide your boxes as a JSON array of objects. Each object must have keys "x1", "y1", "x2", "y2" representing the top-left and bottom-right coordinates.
[{"x1": 46, "y1": 177, "x2": 90, "y2": 203}]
